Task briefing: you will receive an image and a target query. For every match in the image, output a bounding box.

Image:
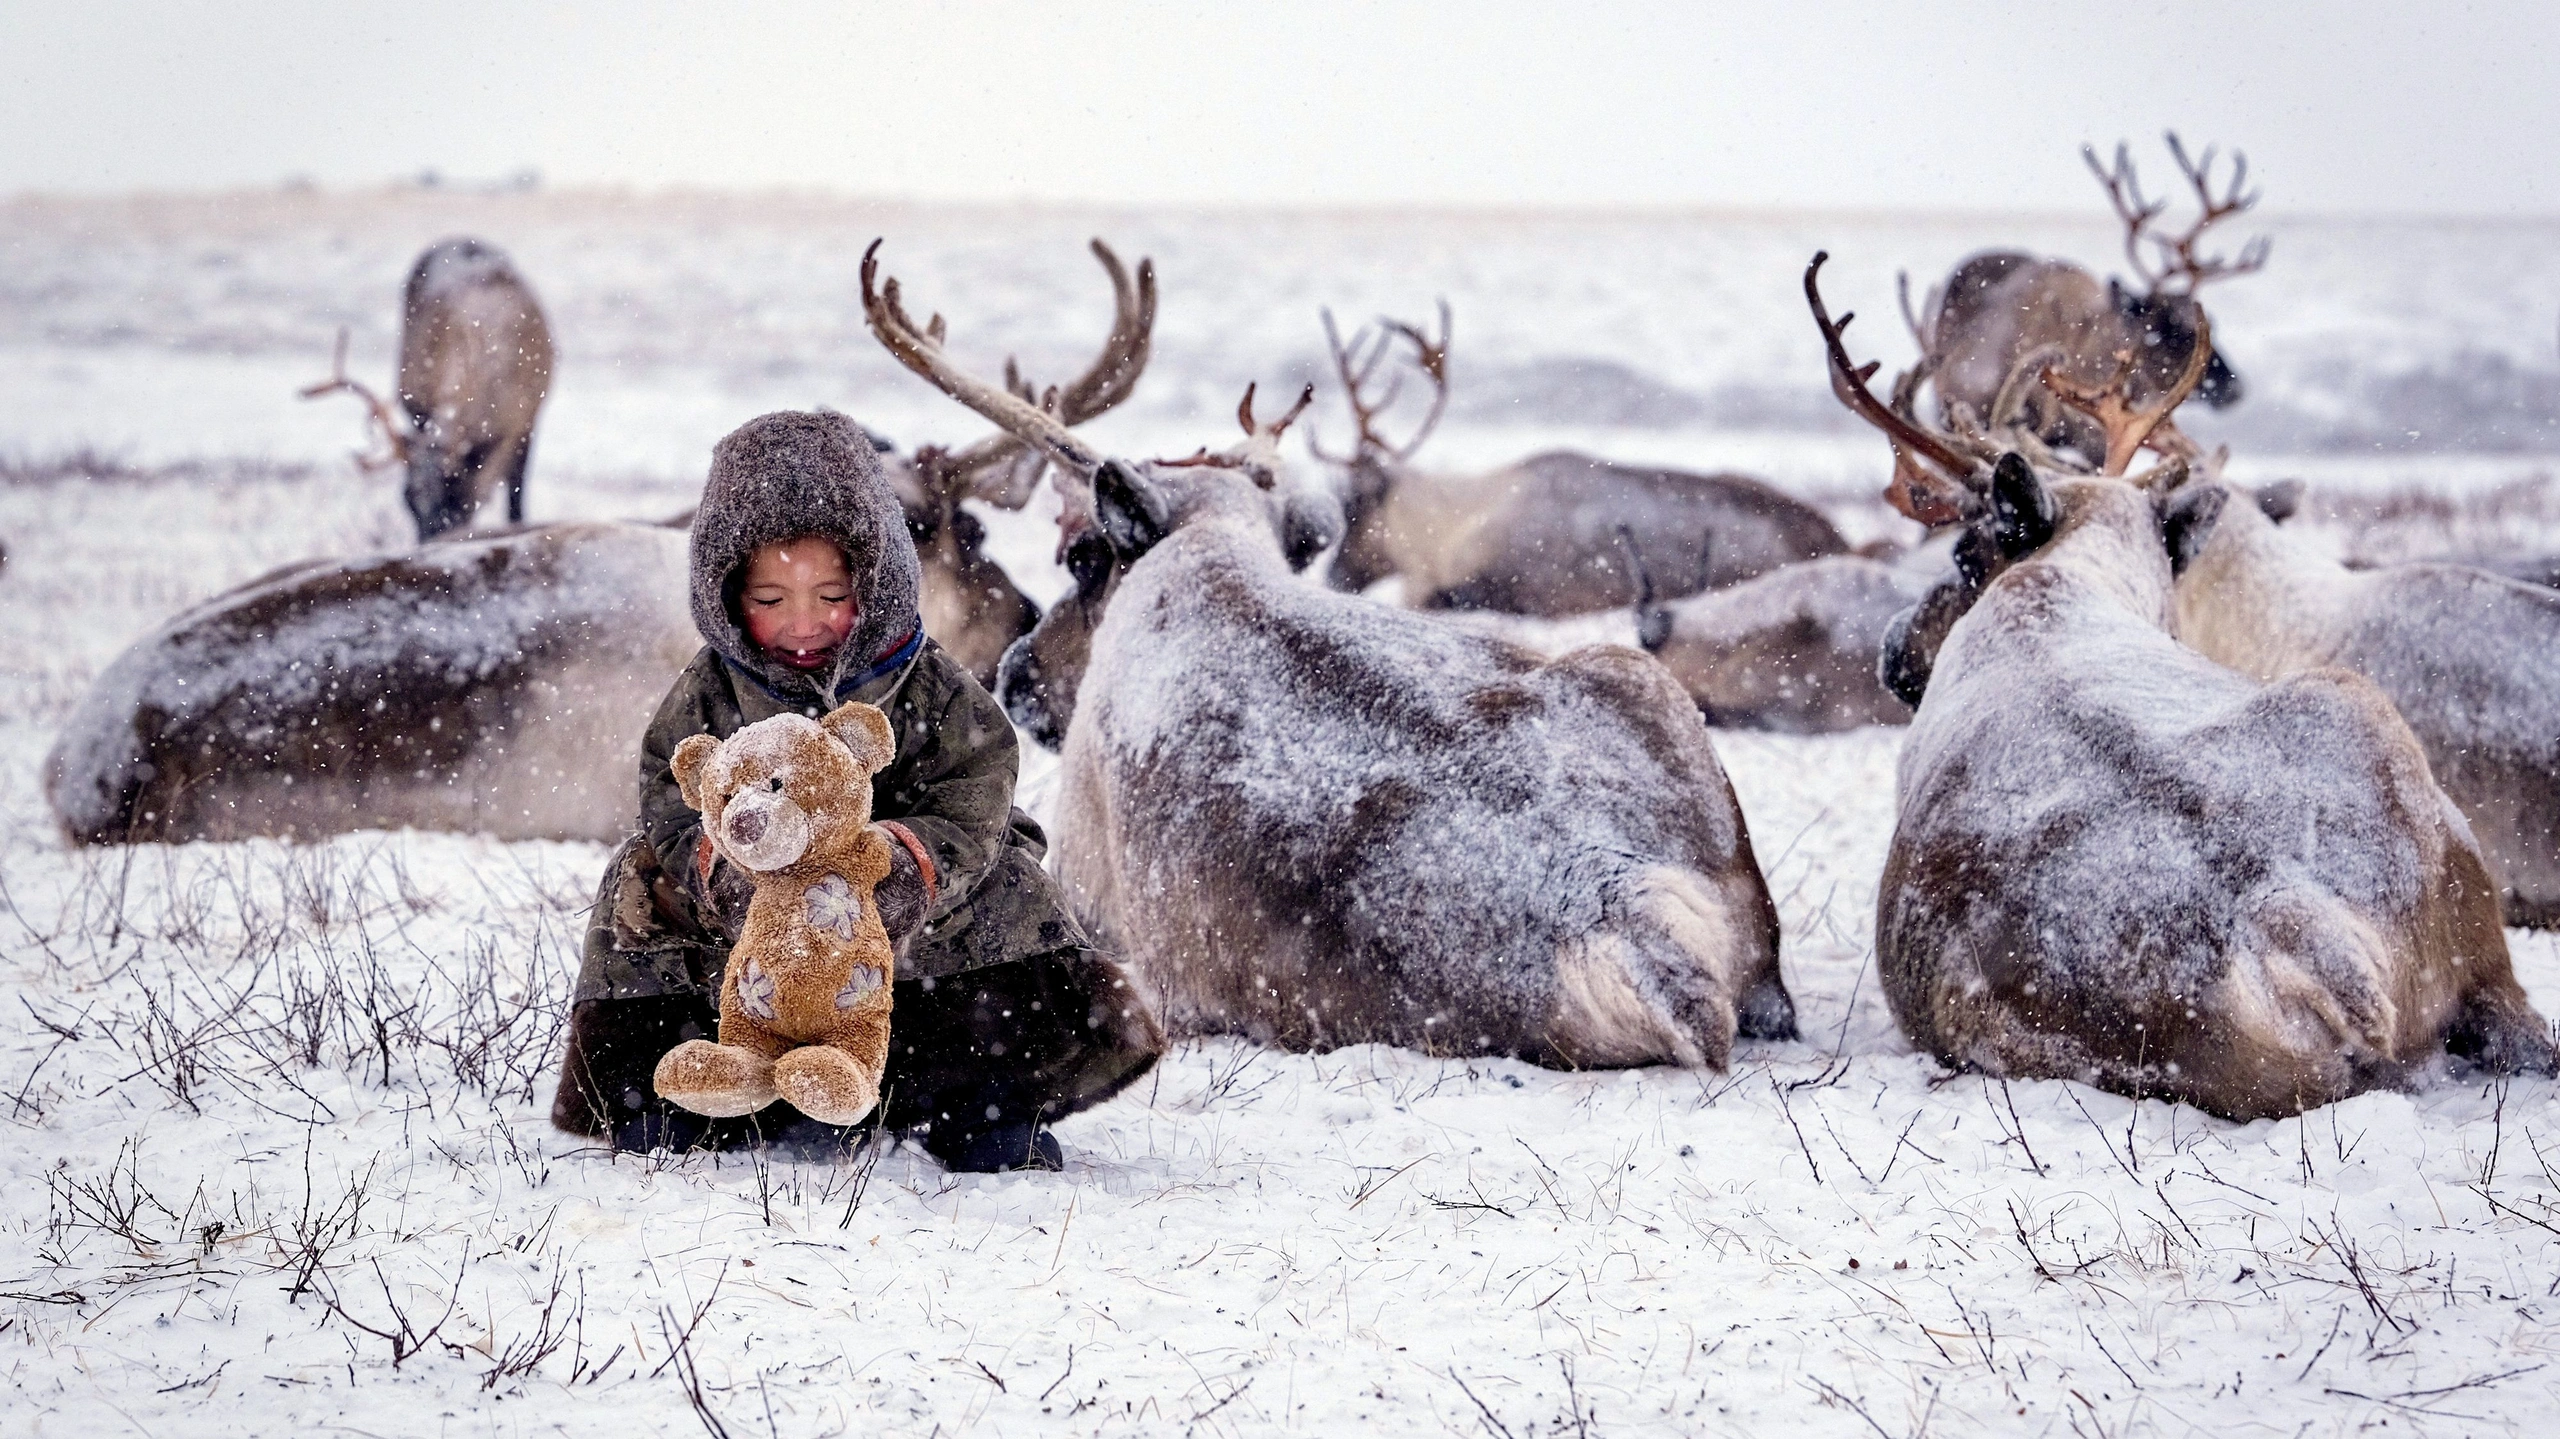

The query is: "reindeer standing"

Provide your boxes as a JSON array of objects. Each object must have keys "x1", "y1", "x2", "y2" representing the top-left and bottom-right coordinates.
[
  {"x1": 1318, "y1": 307, "x2": 1846, "y2": 614},
  {"x1": 1911, "y1": 135, "x2": 2264, "y2": 474},
  {"x1": 1810, "y1": 252, "x2": 2551, "y2": 1118},
  {"x1": 868, "y1": 243, "x2": 1794, "y2": 1069},
  {"x1": 304, "y1": 237, "x2": 555, "y2": 540}
]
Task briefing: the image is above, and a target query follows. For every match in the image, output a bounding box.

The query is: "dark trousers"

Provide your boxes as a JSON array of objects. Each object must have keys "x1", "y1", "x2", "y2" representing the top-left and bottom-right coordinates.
[{"x1": 550, "y1": 947, "x2": 1163, "y2": 1158}]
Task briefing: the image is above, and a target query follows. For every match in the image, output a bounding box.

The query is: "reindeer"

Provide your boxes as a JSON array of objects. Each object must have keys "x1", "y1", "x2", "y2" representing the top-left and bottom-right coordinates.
[
  {"x1": 1810, "y1": 252, "x2": 2552, "y2": 1118},
  {"x1": 994, "y1": 377, "x2": 1343, "y2": 751},
  {"x1": 876, "y1": 238, "x2": 1158, "y2": 686},
  {"x1": 54, "y1": 238, "x2": 1160, "y2": 844},
  {"x1": 1627, "y1": 533, "x2": 1925, "y2": 733},
  {"x1": 47, "y1": 521, "x2": 698, "y2": 845},
  {"x1": 2162, "y1": 476, "x2": 2560, "y2": 928},
  {"x1": 1317, "y1": 307, "x2": 1846, "y2": 614},
  {"x1": 867, "y1": 243, "x2": 1794, "y2": 1068},
  {"x1": 304, "y1": 237, "x2": 556, "y2": 540},
  {"x1": 1911, "y1": 135, "x2": 2264, "y2": 474}
]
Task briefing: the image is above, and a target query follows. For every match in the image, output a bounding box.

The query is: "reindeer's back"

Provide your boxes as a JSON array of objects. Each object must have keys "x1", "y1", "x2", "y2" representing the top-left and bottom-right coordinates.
[
  {"x1": 2330, "y1": 565, "x2": 2560, "y2": 923},
  {"x1": 1886, "y1": 564, "x2": 2485, "y2": 1101},
  {"x1": 1071, "y1": 537, "x2": 1768, "y2": 1057}
]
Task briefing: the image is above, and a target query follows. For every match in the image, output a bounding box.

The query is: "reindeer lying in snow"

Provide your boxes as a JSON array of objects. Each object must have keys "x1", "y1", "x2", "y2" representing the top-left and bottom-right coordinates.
[
  {"x1": 1910, "y1": 134, "x2": 2261, "y2": 473},
  {"x1": 1316, "y1": 306, "x2": 1846, "y2": 614},
  {"x1": 1811, "y1": 253, "x2": 2553, "y2": 1119},
  {"x1": 2165, "y1": 476, "x2": 2560, "y2": 927},
  {"x1": 47, "y1": 521, "x2": 697, "y2": 845},
  {"x1": 1628, "y1": 537, "x2": 1925, "y2": 733},
  {"x1": 867, "y1": 244, "x2": 1794, "y2": 1068},
  {"x1": 303, "y1": 237, "x2": 555, "y2": 540}
]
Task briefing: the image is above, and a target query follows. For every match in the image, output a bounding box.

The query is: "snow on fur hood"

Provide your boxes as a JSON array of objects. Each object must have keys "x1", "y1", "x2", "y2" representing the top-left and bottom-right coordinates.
[{"x1": 689, "y1": 410, "x2": 922, "y2": 707}]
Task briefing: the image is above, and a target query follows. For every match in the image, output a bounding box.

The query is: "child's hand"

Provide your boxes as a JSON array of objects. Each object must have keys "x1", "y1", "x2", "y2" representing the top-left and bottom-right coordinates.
[{"x1": 873, "y1": 822, "x2": 937, "y2": 946}]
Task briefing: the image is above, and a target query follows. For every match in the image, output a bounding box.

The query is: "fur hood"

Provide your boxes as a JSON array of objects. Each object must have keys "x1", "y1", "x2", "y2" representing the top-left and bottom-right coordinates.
[{"x1": 690, "y1": 410, "x2": 922, "y2": 706}]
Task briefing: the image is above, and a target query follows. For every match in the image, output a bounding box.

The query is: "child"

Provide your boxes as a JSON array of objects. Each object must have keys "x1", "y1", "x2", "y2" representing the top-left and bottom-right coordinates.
[{"x1": 550, "y1": 409, "x2": 1164, "y2": 1170}]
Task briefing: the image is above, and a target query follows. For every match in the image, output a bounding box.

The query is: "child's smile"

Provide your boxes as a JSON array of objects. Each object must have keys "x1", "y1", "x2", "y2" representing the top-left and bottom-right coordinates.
[{"x1": 741, "y1": 537, "x2": 858, "y2": 671}]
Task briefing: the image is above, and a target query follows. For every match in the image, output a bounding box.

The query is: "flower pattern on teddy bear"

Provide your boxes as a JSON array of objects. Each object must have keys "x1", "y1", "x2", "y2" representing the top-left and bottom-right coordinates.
[
  {"x1": 805, "y1": 874, "x2": 862, "y2": 941},
  {"x1": 736, "y1": 958, "x2": 778, "y2": 1020},
  {"x1": 835, "y1": 965, "x2": 883, "y2": 1010}
]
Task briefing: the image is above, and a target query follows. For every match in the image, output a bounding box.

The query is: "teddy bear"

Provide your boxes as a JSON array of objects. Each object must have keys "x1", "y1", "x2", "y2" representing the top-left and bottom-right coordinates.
[{"x1": 652, "y1": 701, "x2": 903, "y2": 1127}]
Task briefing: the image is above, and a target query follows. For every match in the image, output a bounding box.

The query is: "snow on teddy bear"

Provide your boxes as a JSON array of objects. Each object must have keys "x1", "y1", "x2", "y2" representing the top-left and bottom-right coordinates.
[{"x1": 653, "y1": 701, "x2": 901, "y2": 1126}]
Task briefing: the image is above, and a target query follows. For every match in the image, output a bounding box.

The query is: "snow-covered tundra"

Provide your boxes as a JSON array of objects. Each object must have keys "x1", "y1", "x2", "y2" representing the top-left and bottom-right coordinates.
[
  {"x1": 866, "y1": 242, "x2": 1796, "y2": 1068},
  {"x1": 1813, "y1": 253, "x2": 2555, "y2": 1119},
  {"x1": 2169, "y1": 476, "x2": 2560, "y2": 927},
  {"x1": 1315, "y1": 306, "x2": 1846, "y2": 613},
  {"x1": 303, "y1": 236, "x2": 555, "y2": 540}
]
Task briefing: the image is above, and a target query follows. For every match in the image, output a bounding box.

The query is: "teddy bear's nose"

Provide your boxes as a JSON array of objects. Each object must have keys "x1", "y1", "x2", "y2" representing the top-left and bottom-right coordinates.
[{"x1": 729, "y1": 808, "x2": 768, "y2": 846}]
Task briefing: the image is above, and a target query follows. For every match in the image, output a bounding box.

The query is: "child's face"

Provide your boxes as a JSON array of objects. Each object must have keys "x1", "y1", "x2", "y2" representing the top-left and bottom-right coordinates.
[{"x1": 740, "y1": 538, "x2": 857, "y2": 671}]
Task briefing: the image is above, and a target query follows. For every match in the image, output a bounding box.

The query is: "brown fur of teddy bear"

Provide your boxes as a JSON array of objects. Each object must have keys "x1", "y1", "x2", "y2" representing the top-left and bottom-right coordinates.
[{"x1": 652, "y1": 702, "x2": 899, "y2": 1126}]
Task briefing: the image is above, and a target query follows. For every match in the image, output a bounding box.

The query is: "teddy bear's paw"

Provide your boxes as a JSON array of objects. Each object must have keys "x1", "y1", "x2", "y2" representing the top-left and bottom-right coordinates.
[
  {"x1": 773, "y1": 1046, "x2": 881, "y2": 1127},
  {"x1": 654, "y1": 1040, "x2": 779, "y2": 1118}
]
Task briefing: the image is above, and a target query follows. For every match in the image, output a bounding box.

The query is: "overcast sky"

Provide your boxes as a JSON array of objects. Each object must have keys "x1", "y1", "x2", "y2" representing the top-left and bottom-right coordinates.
[{"x1": 6, "y1": 2, "x2": 2554, "y2": 215}]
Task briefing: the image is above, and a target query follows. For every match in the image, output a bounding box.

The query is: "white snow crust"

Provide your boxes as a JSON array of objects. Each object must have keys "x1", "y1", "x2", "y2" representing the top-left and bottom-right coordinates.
[{"x1": 5, "y1": 196, "x2": 2560, "y2": 1434}]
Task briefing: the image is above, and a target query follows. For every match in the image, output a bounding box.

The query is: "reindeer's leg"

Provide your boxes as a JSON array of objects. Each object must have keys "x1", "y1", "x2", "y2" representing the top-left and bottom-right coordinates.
[{"x1": 504, "y1": 430, "x2": 534, "y2": 524}]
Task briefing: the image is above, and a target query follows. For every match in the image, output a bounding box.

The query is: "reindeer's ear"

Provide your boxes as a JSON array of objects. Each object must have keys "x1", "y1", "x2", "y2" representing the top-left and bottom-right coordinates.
[
  {"x1": 1990, "y1": 454, "x2": 2056, "y2": 558},
  {"x1": 2158, "y1": 483, "x2": 2229, "y2": 576},
  {"x1": 819, "y1": 702, "x2": 897, "y2": 774},
  {"x1": 671, "y1": 735, "x2": 721, "y2": 813},
  {"x1": 2253, "y1": 478, "x2": 2305, "y2": 524},
  {"x1": 2108, "y1": 277, "x2": 2138, "y2": 315},
  {"x1": 1093, "y1": 460, "x2": 1169, "y2": 561}
]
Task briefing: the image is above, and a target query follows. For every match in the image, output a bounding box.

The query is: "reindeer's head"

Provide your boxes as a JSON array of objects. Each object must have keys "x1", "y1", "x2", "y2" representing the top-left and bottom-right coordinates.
[
  {"x1": 1310, "y1": 303, "x2": 1450, "y2": 593},
  {"x1": 1806, "y1": 251, "x2": 2217, "y2": 705},
  {"x1": 860, "y1": 240, "x2": 1337, "y2": 748}
]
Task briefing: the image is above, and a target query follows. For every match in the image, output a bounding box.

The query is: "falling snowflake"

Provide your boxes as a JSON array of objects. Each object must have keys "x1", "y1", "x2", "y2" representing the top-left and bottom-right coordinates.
[
  {"x1": 835, "y1": 965, "x2": 884, "y2": 1010},
  {"x1": 804, "y1": 875, "x2": 862, "y2": 941},
  {"x1": 735, "y1": 958, "x2": 777, "y2": 1020}
]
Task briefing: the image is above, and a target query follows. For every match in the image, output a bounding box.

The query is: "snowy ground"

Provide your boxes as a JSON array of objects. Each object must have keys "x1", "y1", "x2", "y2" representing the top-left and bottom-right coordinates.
[{"x1": 5, "y1": 193, "x2": 2560, "y2": 1434}]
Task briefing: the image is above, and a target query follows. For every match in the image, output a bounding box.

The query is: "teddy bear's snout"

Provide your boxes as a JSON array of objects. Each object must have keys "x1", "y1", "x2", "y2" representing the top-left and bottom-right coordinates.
[{"x1": 720, "y1": 788, "x2": 813, "y2": 872}]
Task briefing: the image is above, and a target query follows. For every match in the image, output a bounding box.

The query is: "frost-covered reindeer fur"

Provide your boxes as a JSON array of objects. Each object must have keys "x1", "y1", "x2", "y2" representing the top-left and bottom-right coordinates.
[
  {"x1": 1318, "y1": 307, "x2": 1845, "y2": 614},
  {"x1": 2168, "y1": 479, "x2": 2560, "y2": 927},
  {"x1": 1628, "y1": 540, "x2": 1923, "y2": 733},
  {"x1": 1913, "y1": 135, "x2": 2259, "y2": 471},
  {"x1": 1809, "y1": 254, "x2": 2555, "y2": 1118},
  {"x1": 303, "y1": 238, "x2": 555, "y2": 540},
  {"x1": 47, "y1": 522, "x2": 698, "y2": 844},
  {"x1": 866, "y1": 245, "x2": 1794, "y2": 1067}
]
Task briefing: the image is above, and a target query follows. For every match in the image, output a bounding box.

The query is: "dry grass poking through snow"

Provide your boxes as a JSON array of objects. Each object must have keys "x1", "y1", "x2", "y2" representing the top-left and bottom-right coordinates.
[{"x1": 1, "y1": 733, "x2": 2557, "y2": 1436}]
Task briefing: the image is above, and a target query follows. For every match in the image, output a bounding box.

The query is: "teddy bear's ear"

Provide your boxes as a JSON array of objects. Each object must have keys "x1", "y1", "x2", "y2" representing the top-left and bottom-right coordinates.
[
  {"x1": 670, "y1": 734, "x2": 722, "y2": 813},
  {"x1": 818, "y1": 702, "x2": 897, "y2": 774}
]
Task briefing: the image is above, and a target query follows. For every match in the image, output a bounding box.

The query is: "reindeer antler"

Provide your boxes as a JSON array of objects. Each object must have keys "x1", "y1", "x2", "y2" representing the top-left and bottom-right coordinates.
[
  {"x1": 1238, "y1": 381, "x2": 1316, "y2": 442},
  {"x1": 1805, "y1": 253, "x2": 1985, "y2": 525},
  {"x1": 862, "y1": 239, "x2": 1103, "y2": 483},
  {"x1": 930, "y1": 238, "x2": 1158, "y2": 506},
  {"x1": 2039, "y1": 309, "x2": 2215, "y2": 476},
  {"x1": 2083, "y1": 134, "x2": 2270, "y2": 297},
  {"x1": 298, "y1": 329, "x2": 412, "y2": 472},
  {"x1": 1315, "y1": 300, "x2": 1452, "y2": 465}
]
